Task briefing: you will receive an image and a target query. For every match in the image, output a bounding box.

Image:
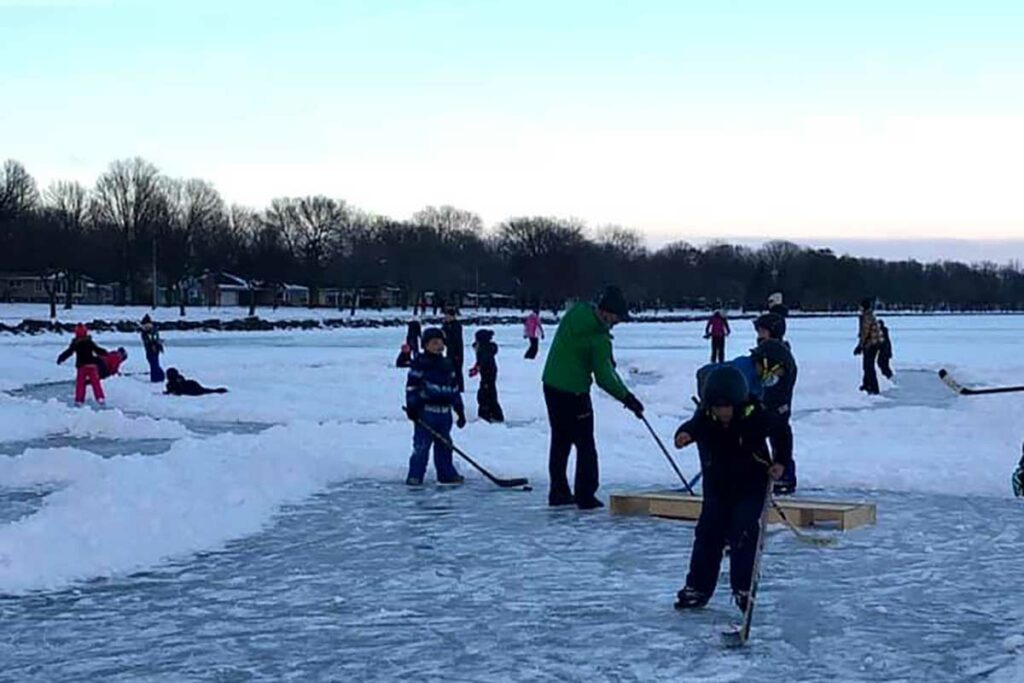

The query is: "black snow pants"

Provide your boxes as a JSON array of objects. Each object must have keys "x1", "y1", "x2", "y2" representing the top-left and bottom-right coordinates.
[
  {"x1": 525, "y1": 337, "x2": 540, "y2": 359},
  {"x1": 543, "y1": 384, "x2": 599, "y2": 507},
  {"x1": 477, "y1": 370, "x2": 505, "y2": 422},
  {"x1": 768, "y1": 412, "x2": 795, "y2": 490},
  {"x1": 710, "y1": 336, "x2": 726, "y2": 364},
  {"x1": 862, "y1": 345, "x2": 881, "y2": 394},
  {"x1": 877, "y1": 351, "x2": 893, "y2": 380},
  {"x1": 685, "y1": 481, "x2": 768, "y2": 597}
]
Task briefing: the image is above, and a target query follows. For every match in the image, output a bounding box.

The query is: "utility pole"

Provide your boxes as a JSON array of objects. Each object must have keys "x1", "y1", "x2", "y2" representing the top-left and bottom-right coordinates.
[{"x1": 151, "y1": 237, "x2": 158, "y2": 310}]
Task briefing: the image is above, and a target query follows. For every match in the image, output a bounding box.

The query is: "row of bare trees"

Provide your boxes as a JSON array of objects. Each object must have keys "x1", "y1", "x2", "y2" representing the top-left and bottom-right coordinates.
[{"x1": 3, "y1": 156, "x2": 1024, "y2": 315}]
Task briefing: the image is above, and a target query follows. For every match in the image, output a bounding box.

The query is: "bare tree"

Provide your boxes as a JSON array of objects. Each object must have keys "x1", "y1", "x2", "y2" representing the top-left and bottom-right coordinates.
[
  {"x1": 44, "y1": 180, "x2": 89, "y2": 309},
  {"x1": 412, "y1": 205, "x2": 483, "y2": 241},
  {"x1": 595, "y1": 225, "x2": 646, "y2": 259},
  {"x1": 91, "y1": 158, "x2": 166, "y2": 303},
  {"x1": 268, "y1": 196, "x2": 349, "y2": 306},
  {"x1": 0, "y1": 159, "x2": 39, "y2": 219},
  {"x1": 163, "y1": 178, "x2": 227, "y2": 315}
]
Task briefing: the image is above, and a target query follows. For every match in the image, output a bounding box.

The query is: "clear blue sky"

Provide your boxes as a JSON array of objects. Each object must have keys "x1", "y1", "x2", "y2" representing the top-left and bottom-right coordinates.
[{"x1": 3, "y1": 0, "x2": 1024, "y2": 258}]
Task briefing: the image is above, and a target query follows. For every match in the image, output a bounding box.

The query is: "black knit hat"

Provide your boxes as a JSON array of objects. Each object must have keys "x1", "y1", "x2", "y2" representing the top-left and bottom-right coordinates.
[
  {"x1": 703, "y1": 365, "x2": 749, "y2": 407},
  {"x1": 597, "y1": 286, "x2": 630, "y2": 320},
  {"x1": 753, "y1": 313, "x2": 786, "y2": 340},
  {"x1": 474, "y1": 328, "x2": 494, "y2": 344},
  {"x1": 861, "y1": 297, "x2": 875, "y2": 310},
  {"x1": 421, "y1": 327, "x2": 445, "y2": 349}
]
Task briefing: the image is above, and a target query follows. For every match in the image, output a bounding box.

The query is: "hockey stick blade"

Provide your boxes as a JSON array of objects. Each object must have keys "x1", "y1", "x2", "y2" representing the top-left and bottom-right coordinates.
[
  {"x1": 494, "y1": 477, "x2": 530, "y2": 488},
  {"x1": 938, "y1": 369, "x2": 1024, "y2": 396},
  {"x1": 720, "y1": 627, "x2": 746, "y2": 649}
]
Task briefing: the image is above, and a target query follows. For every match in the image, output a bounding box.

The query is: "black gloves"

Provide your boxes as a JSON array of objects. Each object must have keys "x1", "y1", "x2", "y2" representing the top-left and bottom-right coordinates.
[
  {"x1": 404, "y1": 406, "x2": 420, "y2": 422},
  {"x1": 623, "y1": 393, "x2": 644, "y2": 418},
  {"x1": 456, "y1": 412, "x2": 467, "y2": 429},
  {"x1": 853, "y1": 344, "x2": 863, "y2": 356}
]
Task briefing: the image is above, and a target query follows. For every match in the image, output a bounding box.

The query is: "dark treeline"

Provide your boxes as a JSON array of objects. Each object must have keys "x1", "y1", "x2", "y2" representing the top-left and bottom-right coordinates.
[{"x1": 3, "y1": 157, "x2": 1024, "y2": 315}]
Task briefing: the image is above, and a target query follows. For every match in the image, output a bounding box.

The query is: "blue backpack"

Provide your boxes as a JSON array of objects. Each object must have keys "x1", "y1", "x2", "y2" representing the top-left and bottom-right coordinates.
[{"x1": 695, "y1": 356, "x2": 763, "y2": 405}]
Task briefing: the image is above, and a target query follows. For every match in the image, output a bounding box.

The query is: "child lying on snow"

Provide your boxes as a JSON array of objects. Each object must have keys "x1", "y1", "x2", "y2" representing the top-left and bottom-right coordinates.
[{"x1": 164, "y1": 368, "x2": 228, "y2": 396}]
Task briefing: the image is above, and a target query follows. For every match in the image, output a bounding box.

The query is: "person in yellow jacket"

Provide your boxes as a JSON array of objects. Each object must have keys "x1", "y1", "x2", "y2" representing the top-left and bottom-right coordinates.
[
  {"x1": 541, "y1": 286, "x2": 645, "y2": 509},
  {"x1": 854, "y1": 297, "x2": 884, "y2": 395}
]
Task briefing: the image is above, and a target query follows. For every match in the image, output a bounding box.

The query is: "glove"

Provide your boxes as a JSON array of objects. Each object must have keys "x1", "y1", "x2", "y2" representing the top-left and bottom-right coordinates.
[
  {"x1": 456, "y1": 412, "x2": 467, "y2": 429},
  {"x1": 853, "y1": 345, "x2": 863, "y2": 356},
  {"x1": 404, "y1": 406, "x2": 420, "y2": 422},
  {"x1": 623, "y1": 393, "x2": 644, "y2": 418},
  {"x1": 468, "y1": 365, "x2": 479, "y2": 378}
]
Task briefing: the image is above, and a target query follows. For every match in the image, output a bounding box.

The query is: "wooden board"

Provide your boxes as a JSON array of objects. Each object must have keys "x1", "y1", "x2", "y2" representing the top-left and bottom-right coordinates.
[{"x1": 610, "y1": 490, "x2": 876, "y2": 531}]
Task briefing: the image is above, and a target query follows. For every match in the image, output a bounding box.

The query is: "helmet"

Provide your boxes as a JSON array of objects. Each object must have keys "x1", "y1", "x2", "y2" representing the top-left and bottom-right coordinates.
[{"x1": 703, "y1": 366, "x2": 749, "y2": 407}]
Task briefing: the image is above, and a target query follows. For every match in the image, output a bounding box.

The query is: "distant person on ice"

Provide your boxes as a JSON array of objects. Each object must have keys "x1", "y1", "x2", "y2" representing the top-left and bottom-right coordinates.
[
  {"x1": 876, "y1": 320, "x2": 894, "y2": 380},
  {"x1": 767, "y1": 292, "x2": 788, "y2": 318},
  {"x1": 97, "y1": 347, "x2": 128, "y2": 379},
  {"x1": 541, "y1": 286, "x2": 645, "y2": 510},
  {"x1": 672, "y1": 365, "x2": 786, "y2": 612},
  {"x1": 854, "y1": 298, "x2": 883, "y2": 395},
  {"x1": 56, "y1": 324, "x2": 107, "y2": 405},
  {"x1": 523, "y1": 307, "x2": 544, "y2": 359},
  {"x1": 442, "y1": 307, "x2": 465, "y2": 393},
  {"x1": 704, "y1": 310, "x2": 730, "y2": 363},
  {"x1": 164, "y1": 368, "x2": 228, "y2": 396},
  {"x1": 470, "y1": 328, "x2": 504, "y2": 423},
  {"x1": 406, "y1": 319, "x2": 422, "y2": 360},
  {"x1": 404, "y1": 328, "x2": 466, "y2": 486},
  {"x1": 140, "y1": 314, "x2": 165, "y2": 383}
]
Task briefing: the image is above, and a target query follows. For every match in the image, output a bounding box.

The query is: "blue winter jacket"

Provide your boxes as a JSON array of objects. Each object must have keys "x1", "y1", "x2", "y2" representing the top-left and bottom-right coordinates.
[{"x1": 406, "y1": 352, "x2": 465, "y2": 415}]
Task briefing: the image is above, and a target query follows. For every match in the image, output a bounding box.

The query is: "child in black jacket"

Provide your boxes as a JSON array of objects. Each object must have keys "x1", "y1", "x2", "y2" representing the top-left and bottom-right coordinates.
[
  {"x1": 470, "y1": 329, "x2": 504, "y2": 423},
  {"x1": 673, "y1": 365, "x2": 787, "y2": 612}
]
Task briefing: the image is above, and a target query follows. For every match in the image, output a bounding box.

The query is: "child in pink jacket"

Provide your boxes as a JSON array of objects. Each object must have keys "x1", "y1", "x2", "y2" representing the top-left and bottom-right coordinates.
[{"x1": 524, "y1": 308, "x2": 544, "y2": 359}]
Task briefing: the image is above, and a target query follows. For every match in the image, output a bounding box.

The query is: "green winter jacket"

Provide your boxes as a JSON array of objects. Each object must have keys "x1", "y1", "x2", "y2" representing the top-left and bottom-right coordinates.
[{"x1": 542, "y1": 302, "x2": 630, "y2": 401}]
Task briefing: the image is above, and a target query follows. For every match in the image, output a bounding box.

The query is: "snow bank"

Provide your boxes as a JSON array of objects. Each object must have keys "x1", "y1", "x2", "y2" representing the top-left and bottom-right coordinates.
[
  {"x1": 0, "y1": 394, "x2": 190, "y2": 444},
  {"x1": 0, "y1": 420, "x2": 408, "y2": 594}
]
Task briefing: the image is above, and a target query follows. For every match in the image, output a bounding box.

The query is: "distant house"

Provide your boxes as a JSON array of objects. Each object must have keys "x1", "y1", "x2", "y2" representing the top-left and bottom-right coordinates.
[{"x1": 280, "y1": 283, "x2": 310, "y2": 307}]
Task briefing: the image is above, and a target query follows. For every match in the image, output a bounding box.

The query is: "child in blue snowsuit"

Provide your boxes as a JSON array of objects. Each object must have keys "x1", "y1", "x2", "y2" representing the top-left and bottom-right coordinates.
[{"x1": 404, "y1": 327, "x2": 467, "y2": 486}]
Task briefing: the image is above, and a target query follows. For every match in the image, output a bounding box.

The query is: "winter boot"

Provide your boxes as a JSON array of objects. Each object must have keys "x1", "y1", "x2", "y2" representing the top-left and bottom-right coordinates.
[
  {"x1": 674, "y1": 586, "x2": 710, "y2": 610},
  {"x1": 438, "y1": 474, "x2": 465, "y2": 486},
  {"x1": 576, "y1": 497, "x2": 605, "y2": 511},
  {"x1": 405, "y1": 476, "x2": 424, "y2": 487}
]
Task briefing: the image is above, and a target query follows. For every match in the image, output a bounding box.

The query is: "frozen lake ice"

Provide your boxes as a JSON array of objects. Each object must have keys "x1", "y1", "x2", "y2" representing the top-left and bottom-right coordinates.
[{"x1": 2, "y1": 311, "x2": 1024, "y2": 680}]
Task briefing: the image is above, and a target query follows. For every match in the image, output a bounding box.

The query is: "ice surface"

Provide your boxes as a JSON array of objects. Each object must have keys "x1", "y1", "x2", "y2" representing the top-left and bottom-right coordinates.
[{"x1": 2, "y1": 311, "x2": 1024, "y2": 680}]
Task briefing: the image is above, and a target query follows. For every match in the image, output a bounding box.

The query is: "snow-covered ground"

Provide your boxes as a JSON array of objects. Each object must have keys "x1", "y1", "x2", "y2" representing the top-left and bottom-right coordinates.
[{"x1": 1, "y1": 315, "x2": 1023, "y2": 680}]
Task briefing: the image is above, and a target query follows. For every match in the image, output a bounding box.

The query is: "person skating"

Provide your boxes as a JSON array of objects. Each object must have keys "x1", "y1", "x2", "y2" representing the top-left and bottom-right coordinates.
[
  {"x1": 523, "y1": 307, "x2": 544, "y2": 360},
  {"x1": 672, "y1": 365, "x2": 787, "y2": 611},
  {"x1": 164, "y1": 368, "x2": 229, "y2": 396},
  {"x1": 541, "y1": 286, "x2": 645, "y2": 510},
  {"x1": 855, "y1": 298, "x2": 883, "y2": 395},
  {"x1": 470, "y1": 328, "x2": 505, "y2": 423},
  {"x1": 56, "y1": 324, "x2": 108, "y2": 405},
  {"x1": 704, "y1": 310, "x2": 731, "y2": 363},
  {"x1": 140, "y1": 315, "x2": 165, "y2": 383},
  {"x1": 406, "y1": 319, "x2": 422, "y2": 360},
  {"x1": 767, "y1": 292, "x2": 788, "y2": 318},
  {"x1": 751, "y1": 339, "x2": 798, "y2": 495},
  {"x1": 753, "y1": 313, "x2": 787, "y2": 345},
  {"x1": 877, "y1": 320, "x2": 894, "y2": 380},
  {"x1": 404, "y1": 328, "x2": 467, "y2": 486},
  {"x1": 441, "y1": 307, "x2": 465, "y2": 393}
]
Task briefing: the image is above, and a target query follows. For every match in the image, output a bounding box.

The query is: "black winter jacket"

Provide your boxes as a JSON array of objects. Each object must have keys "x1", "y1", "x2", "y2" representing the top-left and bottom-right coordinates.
[
  {"x1": 57, "y1": 337, "x2": 108, "y2": 369},
  {"x1": 676, "y1": 403, "x2": 785, "y2": 495},
  {"x1": 442, "y1": 320, "x2": 464, "y2": 365}
]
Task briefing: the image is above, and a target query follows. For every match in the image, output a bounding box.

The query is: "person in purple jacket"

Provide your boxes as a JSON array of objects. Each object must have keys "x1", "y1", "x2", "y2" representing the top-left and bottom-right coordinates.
[{"x1": 704, "y1": 310, "x2": 731, "y2": 363}]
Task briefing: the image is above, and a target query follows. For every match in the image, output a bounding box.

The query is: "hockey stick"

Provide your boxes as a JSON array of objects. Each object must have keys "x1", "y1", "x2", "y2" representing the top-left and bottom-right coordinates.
[
  {"x1": 641, "y1": 415, "x2": 696, "y2": 495},
  {"x1": 938, "y1": 369, "x2": 1024, "y2": 396},
  {"x1": 406, "y1": 409, "x2": 530, "y2": 489},
  {"x1": 769, "y1": 498, "x2": 836, "y2": 547}
]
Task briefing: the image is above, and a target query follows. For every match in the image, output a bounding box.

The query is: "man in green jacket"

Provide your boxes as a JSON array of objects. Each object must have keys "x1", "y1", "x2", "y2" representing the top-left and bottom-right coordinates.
[{"x1": 542, "y1": 286, "x2": 645, "y2": 509}]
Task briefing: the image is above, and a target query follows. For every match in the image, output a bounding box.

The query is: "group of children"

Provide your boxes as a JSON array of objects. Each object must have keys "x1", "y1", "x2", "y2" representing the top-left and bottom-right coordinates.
[
  {"x1": 56, "y1": 315, "x2": 227, "y2": 404},
  {"x1": 399, "y1": 307, "x2": 546, "y2": 485}
]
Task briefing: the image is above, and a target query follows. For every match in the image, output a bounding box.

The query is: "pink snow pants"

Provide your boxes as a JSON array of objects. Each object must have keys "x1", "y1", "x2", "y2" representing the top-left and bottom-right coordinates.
[{"x1": 75, "y1": 365, "x2": 105, "y2": 404}]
